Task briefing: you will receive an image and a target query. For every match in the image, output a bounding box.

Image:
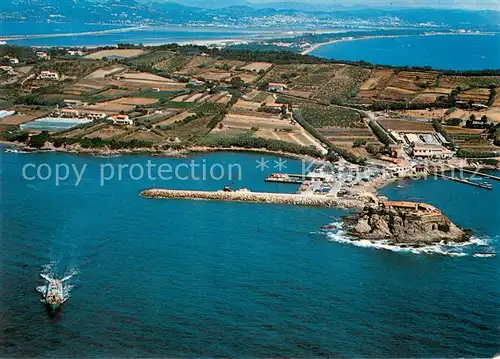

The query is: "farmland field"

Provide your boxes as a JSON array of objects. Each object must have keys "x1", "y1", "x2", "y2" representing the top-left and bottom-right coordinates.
[
  {"x1": 354, "y1": 70, "x2": 457, "y2": 105},
  {"x1": 458, "y1": 88, "x2": 491, "y2": 103},
  {"x1": 122, "y1": 130, "x2": 165, "y2": 143},
  {"x1": 262, "y1": 64, "x2": 370, "y2": 103},
  {"x1": 443, "y1": 126, "x2": 485, "y2": 134},
  {"x1": 94, "y1": 88, "x2": 131, "y2": 99},
  {"x1": 198, "y1": 71, "x2": 232, "y2": 81},
  {"x1": 124, "y1": 50, "x2": 174, "y2": 69},
  {"x1": 85, "y1": 49, "x2": 146, "y2": 59},
  {"x1": 378, "y1": 119, "x2": 435, "y2": 133},
  {"x1": 233, "y1": 99, "x2": 262, "y2": 111},
  {"x1": 84, "y1": 124, "x2": 130, "y2": 139},
  {"x1": 240, "y1": 62, "x2": 273, "y2": 72},
  {"x1": 117, "y1": 97, "x2": 159, "y2": 106},
  {"x1": 134, "y1": 111, "x2": 177, "y2": 127},
  {"x1": 176, "y1": 56, "x2": 217, "y2": 75},
  {"x1": 120, "y1": 72, "x2": 171, "y2": 82},
  {"x1": 219, "y1": 113, "x2": 292, "y2": 131},
  {"x1": 213, "y1": 112, "x2": 321, "y2": 148},
  {"x1": 157, "y1": 116, "x2": 212, "y2": 142},
  {"x1": 440, "y1": 75, "x2": 500, "y2": 89},
  {"x1": 153, "y1": 54, "x2": 191, "y2": 73},
  {"x1": 229, "y1": 73, "x2": 259, "y2": 84},
  {"x1": 359, "y1": 69, "x2": 394, "y2": 91},
  {"x1": 154, "y1": 111, "x2": 194, "y2": 127},
  {"x1": 86, "y1": 66, "x2": 126, "y2": 79},
  {"x1": 298, "y1": 103, "x2": 363, "y2": 128},
  {"x1": 110, "y1": 72, "x2": 186, "y2": 91},
  {"x1": 245, "y1": 91, "x2": 274, "y2": 103},
  {"x1": 378, "y1": 86, "x2": 417, "y2": 102},
  {"x1": 261, "y1": 64, "x2": 369, "y2": 104},
  {"x1": 412, "y1": 93, "x2": 442, "y2": 104},
  {"x1": 84, "y1": 99, "x2": 135, "y2": 113}
]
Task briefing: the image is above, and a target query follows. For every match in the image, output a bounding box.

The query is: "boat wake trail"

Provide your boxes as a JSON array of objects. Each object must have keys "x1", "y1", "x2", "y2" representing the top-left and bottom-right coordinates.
[
  {"x1": 321, "y1": 221, "x2": 497, "y2": 258},
  {"x1": 36, "y1": 262, "x2": 78, "y2": 303}
]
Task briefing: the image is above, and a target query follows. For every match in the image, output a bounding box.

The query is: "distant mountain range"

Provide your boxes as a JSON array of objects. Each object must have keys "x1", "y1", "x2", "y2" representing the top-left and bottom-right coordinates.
[
  {"x1": 1, "y1": 0, "x2": 499, "y2": 30},
  {"x1": 145, "y1": 0, "x2": 500, "y2": 11}
]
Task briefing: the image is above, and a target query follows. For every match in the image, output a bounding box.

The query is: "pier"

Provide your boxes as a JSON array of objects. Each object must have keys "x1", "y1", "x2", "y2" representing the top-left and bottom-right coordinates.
[
  {"x1": 433, "y1": 173, "x2": 493, "y2": 190},
  {"x1": 452, "y1": 168, "x2": 500, "y2": 182},
  {"x1": 141, "y1": 189, "x2": 364, "y2": 209},
  {"x1": 264, "y1": 173, "x2": 326, "y2": 184}
]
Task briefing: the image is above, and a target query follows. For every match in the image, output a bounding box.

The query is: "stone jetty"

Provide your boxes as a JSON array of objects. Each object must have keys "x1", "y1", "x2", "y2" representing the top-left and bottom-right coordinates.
[{"x1": 141, "y1": 189, "x2": 364, "y2": 209}]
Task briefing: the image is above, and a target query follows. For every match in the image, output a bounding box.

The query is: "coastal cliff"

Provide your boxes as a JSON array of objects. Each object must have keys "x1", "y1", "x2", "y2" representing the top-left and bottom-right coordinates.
[{"x1": 348, "y1": 202, "x2": 467, "y2": 244}]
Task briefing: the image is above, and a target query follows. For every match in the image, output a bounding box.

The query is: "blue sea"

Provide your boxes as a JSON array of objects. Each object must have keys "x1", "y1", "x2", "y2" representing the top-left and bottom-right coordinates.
[
  {"x1": 0, "y1": 22, "x2": 127, "y2": 37},
  {"x1": 311, "y1": 34, "x2": 500, "y2": 70},
  {"x1": 0, "y1": 148, "x2": 499, "y2": 357},
  {"x1": 0, "y1": 22, "x2": 275, "y2": 47}
]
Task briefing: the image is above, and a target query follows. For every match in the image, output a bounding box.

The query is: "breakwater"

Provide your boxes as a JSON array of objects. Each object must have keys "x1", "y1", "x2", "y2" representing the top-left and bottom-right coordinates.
[
  {"x1": 433, "y1": 173, "x2": 492, "y2": 190},
  {"x1": 141, "y1": 189, "x2": 364, "y2": 209}
]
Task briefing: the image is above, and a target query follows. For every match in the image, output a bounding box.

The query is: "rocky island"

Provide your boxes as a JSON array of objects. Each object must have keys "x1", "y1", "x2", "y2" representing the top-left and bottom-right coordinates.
[{"x1": 348, "y1": 200, "x2": 468, "y2": 245}]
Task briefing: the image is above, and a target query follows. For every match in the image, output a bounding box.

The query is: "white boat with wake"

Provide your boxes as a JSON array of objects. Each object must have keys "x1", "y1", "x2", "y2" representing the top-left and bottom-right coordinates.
[{"x1": 38, "y1": 273, "x2": 73, "y2": 312}]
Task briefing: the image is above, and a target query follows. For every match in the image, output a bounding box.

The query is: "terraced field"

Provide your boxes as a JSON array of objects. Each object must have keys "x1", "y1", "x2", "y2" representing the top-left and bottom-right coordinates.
[
  {"x1": 361, "y1": 70, "x2": 435, "y2": 104},
  {"x1": 260, "y1": 64, "x2": 369, "y2": 104},
  {"x1": 356, "y1": 69, "x2": 394, "y2": 103},
  {"x1": 458, "y1": 88, "x2": 491, "y2": 104},
  {"x1": 440, "y1": 75, "x2": 500, "y2": 89}
]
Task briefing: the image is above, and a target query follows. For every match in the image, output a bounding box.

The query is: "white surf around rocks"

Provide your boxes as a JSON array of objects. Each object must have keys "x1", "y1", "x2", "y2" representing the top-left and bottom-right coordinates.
[{"x1": 321, "y1": 221, "x2": 496, "y2": 258}]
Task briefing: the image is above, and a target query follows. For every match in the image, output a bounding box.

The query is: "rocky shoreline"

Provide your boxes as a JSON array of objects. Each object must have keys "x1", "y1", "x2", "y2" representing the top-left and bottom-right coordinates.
[
  {"x1": 1, "y1": 141, "x2": 318, "y2": 161},
  {"x1": 345, "y1": 204, "x2": 469, "y2": 245}
]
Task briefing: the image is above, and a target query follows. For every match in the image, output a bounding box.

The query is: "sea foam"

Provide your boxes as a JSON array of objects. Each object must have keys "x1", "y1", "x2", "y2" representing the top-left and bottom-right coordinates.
[{"x1": 322, "y1": 221, "x2": 496, "y2": 257}]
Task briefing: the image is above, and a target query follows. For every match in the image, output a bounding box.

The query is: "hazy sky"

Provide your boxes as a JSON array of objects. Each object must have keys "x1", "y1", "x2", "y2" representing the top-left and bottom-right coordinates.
[{"x1": 247, "y1": 0, "x2": 500, "y2": 10}]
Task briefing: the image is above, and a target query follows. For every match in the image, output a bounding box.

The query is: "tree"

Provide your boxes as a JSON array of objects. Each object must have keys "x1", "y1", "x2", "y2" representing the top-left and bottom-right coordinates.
[
  {"x1": 230, "y1": 76, "x2": 245, "y2": 89},
  {"x1": 29, "y1": 131, "x2": 50, "y2": 149},
  {"x1": 366, "y1": 144, "x2": 380, "y2": 155},
  {"x1": 353, "y1": 139, "x2": 367, "y2": 147},
  {"x1": 445, "y1": 118, "x2": 461, "y2": 126},
  {"x1": 481, "y1": 115, "x2": 488, "y2": 123},
  {"x1": 326, "y1": 149, "x2": 339, "y2": 162},
  {"x1": 470, "y1": 114, "x2": 476, "y2": 121}
]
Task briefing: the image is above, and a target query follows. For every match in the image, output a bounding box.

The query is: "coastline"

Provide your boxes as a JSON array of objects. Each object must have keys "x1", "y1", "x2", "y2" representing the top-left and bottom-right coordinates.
[
  {"x1": 300, "y1": 31, "x2": 497, "y2": 55},
  {"x1": 3, "y1": 140, "x2": 496, "y2": 255},
  {"x1": 1, "y1": 140, "x2": 319, "y2": 161}
]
